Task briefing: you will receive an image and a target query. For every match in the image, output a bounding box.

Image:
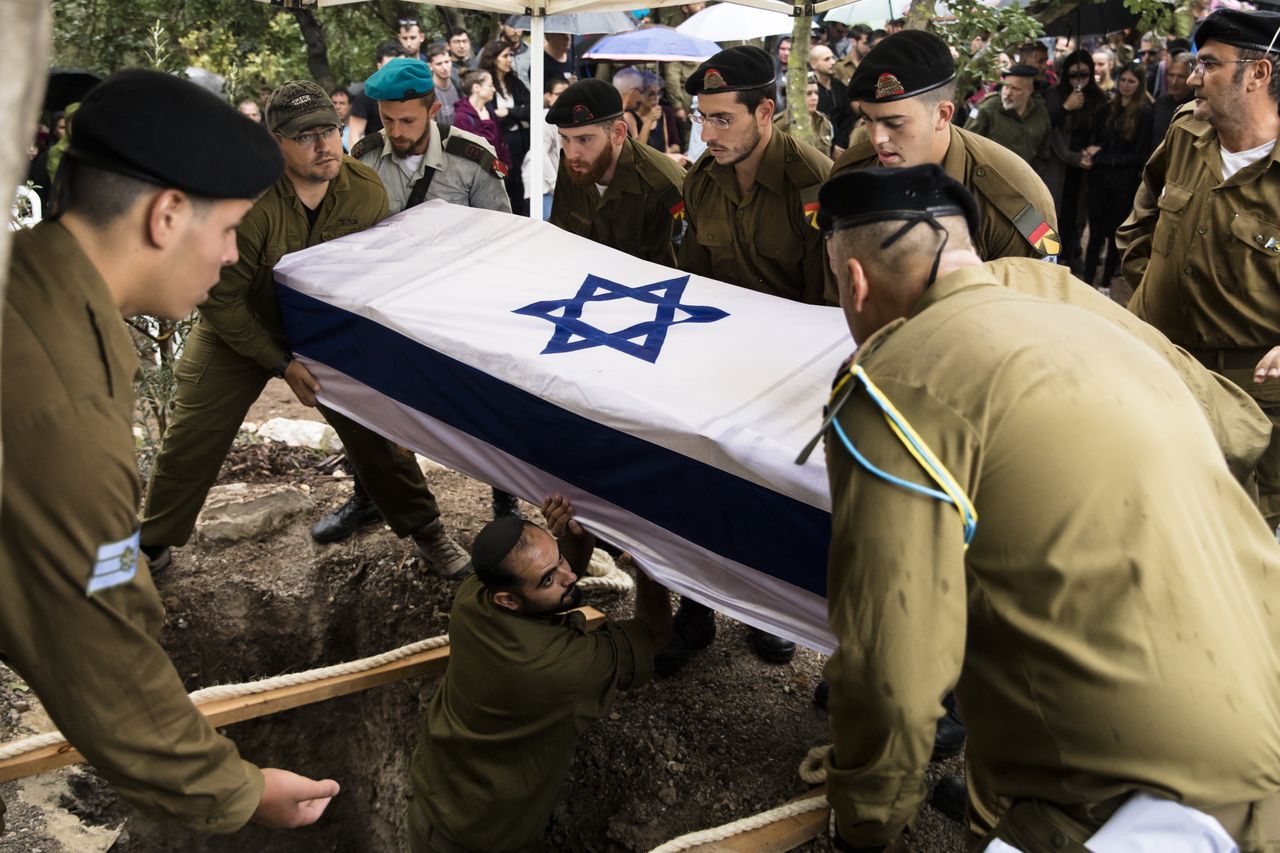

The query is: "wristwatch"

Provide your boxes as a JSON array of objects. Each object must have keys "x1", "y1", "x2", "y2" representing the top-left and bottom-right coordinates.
[{"x1": 272, "y1": 354, "x2": 295, "y2": 378}]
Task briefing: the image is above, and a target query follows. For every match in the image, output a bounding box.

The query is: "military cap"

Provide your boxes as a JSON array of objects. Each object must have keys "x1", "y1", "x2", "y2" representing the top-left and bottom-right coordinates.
[
  {"x1": 546, "y1": 78, "x2": 624, "y2": 128},
  {"x1": 1002, "y1": 63, "x2": 1038, "y2": 78},
  {"x1": 266, "y1": 80, "x2": 341, "y2": 138},
  {"x1": 471, "y1": 516, "x2": 528, "y2": 577},
  {"x1": 817, "y1": 164, "x2": 980, "y2": 237},
  {"x1": 365, "y1": 57, "x2": 436, "y2": 102},
  {"x1": 848, "y1": 30, "x2": 956, "y2": 104},
  {"x1": 1194, "y1": 8, "x2": 1280, "y2": 54},
  {"x1": 66, "y1": 68, "x2": 281, "y2": 199},
  {"x1": 685, "y1": 45, "x2": 776, "y2": 96}
]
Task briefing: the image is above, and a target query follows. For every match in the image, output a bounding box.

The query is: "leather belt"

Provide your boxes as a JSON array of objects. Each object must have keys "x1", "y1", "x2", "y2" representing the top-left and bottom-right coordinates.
[{"x1": 1185, "y1": 346, "x2": 1273, "y2": 372}]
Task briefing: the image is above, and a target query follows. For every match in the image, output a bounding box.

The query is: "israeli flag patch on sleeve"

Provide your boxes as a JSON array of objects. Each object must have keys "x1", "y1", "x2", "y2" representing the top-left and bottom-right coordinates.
[{"x1": 86, "y1": 529, "x2": 140, "y2": 595}]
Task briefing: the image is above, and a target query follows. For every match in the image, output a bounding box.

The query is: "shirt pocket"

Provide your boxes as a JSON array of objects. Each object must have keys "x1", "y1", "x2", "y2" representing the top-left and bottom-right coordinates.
[
  {"x1": 1153, "y1": 181, "x2": 1193, "y2": 257},
  {"x1": 695, "y1": 216, "x2": 733, "y2": 250},
  {"x1": 1227, "y1": 211, "x2": 1280, "y2": 292},
  {"x1": 756, "y1": 220, "x2": 804, "y2": 264}
]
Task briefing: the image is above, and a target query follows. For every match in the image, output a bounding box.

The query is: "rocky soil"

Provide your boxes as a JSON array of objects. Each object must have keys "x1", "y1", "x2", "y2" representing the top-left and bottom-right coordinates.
[{"x1": 0, "y1": 380, "x2": 969, "y2": 853}]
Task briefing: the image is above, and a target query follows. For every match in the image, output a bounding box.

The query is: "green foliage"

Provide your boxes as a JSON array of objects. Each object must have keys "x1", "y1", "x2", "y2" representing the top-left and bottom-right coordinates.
[
  {"x1": 1124, "y1": 0, "x2": 1179, "y2": 36},
  {"x1": 932, "y1": 0, "x2": 1045, "y2": 99},
  {"x1": 129, "y1": 315, "x2": 193, "y2": 480}
]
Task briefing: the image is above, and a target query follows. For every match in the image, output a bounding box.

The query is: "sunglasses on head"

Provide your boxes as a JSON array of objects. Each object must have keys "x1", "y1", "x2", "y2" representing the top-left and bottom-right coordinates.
[{"x1": 398, "y1": 17, "x2": 419, "y2": 26}]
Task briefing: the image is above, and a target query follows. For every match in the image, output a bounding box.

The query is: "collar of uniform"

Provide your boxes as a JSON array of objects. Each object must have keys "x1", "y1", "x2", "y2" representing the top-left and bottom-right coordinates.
[
  {"x1": 940, "y1": 123, "x2": 969, "y2": 181},
  {"x1": 602, "y1": 138, "x2": 643, "y2": 200},
  {"x1": 911, "y1": 263, "x2": 1000, "y2": 317},
  {"x1": 706, "y1": 126, "x2": 787, "y2": 200}
]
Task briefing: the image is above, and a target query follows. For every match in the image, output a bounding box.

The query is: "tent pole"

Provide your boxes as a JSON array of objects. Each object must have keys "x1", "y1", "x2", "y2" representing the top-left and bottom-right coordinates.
[{"x1": 529, "y1": 10, "x2": 546, "y2": 221}]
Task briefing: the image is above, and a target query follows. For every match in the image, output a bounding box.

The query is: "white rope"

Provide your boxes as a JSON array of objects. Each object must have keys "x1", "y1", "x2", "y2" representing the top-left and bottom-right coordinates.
[
  {"x1": 799, "y1": 744, "x2": 831, "y2": 784},
  {"x1": 0, "y1": 633, "x2": 451, "y2": 762},
  {"x1": 575, "y1": 548, "x2": 635, "y2": 593},
  {"x1": 646, "y1": 794, "x2": 830, "y2": 853}
]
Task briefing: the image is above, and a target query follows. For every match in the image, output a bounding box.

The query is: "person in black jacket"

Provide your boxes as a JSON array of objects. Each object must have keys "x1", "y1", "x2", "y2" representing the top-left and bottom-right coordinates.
[
  {"x1": 1083, "y1": 64, "x2": 1154, "y2": 289},
  {"x1": 1045, "y1": 50, "x2": 1109, "y2": 275},
  {"x1": 480, "y1": 40, "x2": 532, "y2": 215}
]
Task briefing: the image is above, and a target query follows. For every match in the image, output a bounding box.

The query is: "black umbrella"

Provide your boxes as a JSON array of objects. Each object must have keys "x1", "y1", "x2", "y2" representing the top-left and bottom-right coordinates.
[{"x1": 45, "y1": 68, "x2": 102, "y2": 114}]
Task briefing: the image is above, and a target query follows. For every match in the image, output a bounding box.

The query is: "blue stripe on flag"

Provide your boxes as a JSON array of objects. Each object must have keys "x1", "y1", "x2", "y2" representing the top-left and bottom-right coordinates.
[{"x1": 278, "y1": 284, "x2": 830, "y2": 597}]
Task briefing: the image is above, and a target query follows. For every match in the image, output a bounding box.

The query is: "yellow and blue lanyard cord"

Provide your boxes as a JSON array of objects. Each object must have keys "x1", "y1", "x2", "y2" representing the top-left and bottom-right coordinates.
[{"x1": 817, "y1": 364, "x2": 978, "y2": 547}]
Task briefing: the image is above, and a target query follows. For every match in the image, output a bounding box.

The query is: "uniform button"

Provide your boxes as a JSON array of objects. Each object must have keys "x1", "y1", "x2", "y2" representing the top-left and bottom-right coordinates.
[
  {"x1": 1052, "y1": 834, "x2": 1067, "y2": 849},
  {"x1": 1257, "y1": 234, "x2": 1266, "y2": 244},
  {"x1": 1184, "y1": 266, "x2": 1193, "y2": 275},
  {"x1": 1197, "y1": 227, "x2": 1206, "y2": 235},
  {"x1": 206, "y1": 816, "x2": 219, "y2": 825},
  {"x1": 976, "y1": 167, "x2": 986, "y2": 177}
]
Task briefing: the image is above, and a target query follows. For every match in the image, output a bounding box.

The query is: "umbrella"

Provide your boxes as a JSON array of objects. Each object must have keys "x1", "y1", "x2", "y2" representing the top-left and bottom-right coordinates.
[
  {"x1": 505, "y1": 11, "x2": 637, "y2": 34},
  {"x1": 676, "y1": 4, "x2": 795, "y2": 41},
  {"x1": 823, "y1": 0, "x2": 907, "y2": 25},
  {"x1": 582, "y1": 26, "x2": 722, "y2": 62},
  {"x1": 1035, "y1": 0, "x2": 1153, "y2": 37},
  {"x1": 44, "y1": 69, "x2": 101, "y2": 114}
]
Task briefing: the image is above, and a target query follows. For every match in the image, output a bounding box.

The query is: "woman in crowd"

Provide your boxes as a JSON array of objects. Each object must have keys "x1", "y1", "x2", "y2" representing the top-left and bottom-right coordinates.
[
  {"x1": 479, "y1": 40, "x2": 531, "y2": 215},
  {"x1": 624, "y1": 70, "x2": 686, "y2": 156},
  {"x1": 1092, "y1": 47, "x2": 1116, "y2": 93},
  {"x1": 1046, "y1": 49, "x2": 1108, "y2": 276},
  {"x1": 1083, "y1": 63, "x2": 1154, "y2": 289},
  {"x1": 775, "y1": 74, "x2": 834, "y2": 157},
  {"x1": 453, "y1": 69, "x2": 511, "y2": 169}
]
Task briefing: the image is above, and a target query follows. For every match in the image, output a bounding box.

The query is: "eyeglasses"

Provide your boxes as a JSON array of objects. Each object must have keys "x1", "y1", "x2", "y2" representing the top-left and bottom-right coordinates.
[
  {"x1": 1138, "y1": 49, "x2": 1161, "y2": 57},
  {"x1": 285, "y1": 126, "x2": 338, "y2": 147},
  {"x1": 690, "y1": 111, "x2": 745, "y2": 130},
  {"x1": 1191, "y1": 57, "x2": 1261, "y2": 74},
  {"x1": 1067, "y1": 72, "x2": 1092, "y2": 80}
]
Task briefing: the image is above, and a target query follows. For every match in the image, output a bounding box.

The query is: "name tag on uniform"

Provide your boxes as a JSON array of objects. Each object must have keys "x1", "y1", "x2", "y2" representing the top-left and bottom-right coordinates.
[{"x1": 85, "y1": 529, "x2": 140, "y2": 595}]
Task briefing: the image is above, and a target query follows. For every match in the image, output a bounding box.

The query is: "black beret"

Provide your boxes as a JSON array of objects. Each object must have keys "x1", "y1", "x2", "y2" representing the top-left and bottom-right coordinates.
[
  {"x1": 686, "y1": 45, "x2": 776, "y2": 96},
  {"x1": 546, "y1": 78, "x2": 624, "y2": 128},
  {"x1": 68, "y1": 68, "x2": 282, "y2": 199},
  {"x1": 1003, "y1": 64, "x2": 1039, "y2": 78},
  {"x1": 471, "y1": 516, "x2": 527, "y2": 576},
  {"x1": 817, "y1": 164, "x2": 980, "y2": 237},
  {"x1": 848, "y1": 30, "x2": 956, "y2": 104},
  {"x1": 1194, "y1": 8, "x2": 1280, "y2": 55}
]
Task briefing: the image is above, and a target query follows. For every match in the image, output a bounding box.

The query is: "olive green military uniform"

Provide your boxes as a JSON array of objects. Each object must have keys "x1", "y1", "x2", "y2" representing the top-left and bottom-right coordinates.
[
  {"x1": 549, "y1": 136, "x2": 686, "y2": 266},
  {"x1": 680, "y1": 128, "x2": 833, "y2": 304},
  {"x1": 985, "y1": 257, "x2": 1271, "y2": 484},
  {"x1": 1117, "y1": 105, "x2": 1280, "y2": 524},
  {"x1": 775, "y1": 110, "x2": 836, "y2": 158},
  {"x1": 822, "y1": 263, "x2": 1280, "y2": 849},
  {"x1": 408, "y1": 575, "x2": 654, "y2": 853},
  {"x1": 141, "y1": 158, "x2": 440, "y2": 549},
  {"x1": 966, "y1": 92, "x2": 1052, "y2": 173},
  {"x1": 1, "y1": 222, "x2": 264, "y2": 833},
  {"x1": 833, "y1": 53, "x2": 857, "y2": 86},
  {"x1": 832, "y1": 124, "x2": 1059, "y2": 262}
]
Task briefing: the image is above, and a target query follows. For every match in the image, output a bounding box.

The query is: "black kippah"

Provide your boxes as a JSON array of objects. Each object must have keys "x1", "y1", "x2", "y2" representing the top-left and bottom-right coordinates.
[
  {"x1": 847, "y1": 30, "x2": 956, "y2": 104},
  {"x1": 817, "y1": 164, "x2": 980, "y2": 237},
  {"x1": 546, "y1": 78, "x2": 624, "y2": 128},
  {"x1": 1194, "y1": 8, "x2": 1280, "y2": 54},
  {"x1": 69, "y1": 68, "x2": 283, "y2": 199},
  {"x1": 686, "y1": 45, "x2": 776, "y2": 96},
  {"x1": 471, "y1": 516, "x2": 527, "y2": 574}
]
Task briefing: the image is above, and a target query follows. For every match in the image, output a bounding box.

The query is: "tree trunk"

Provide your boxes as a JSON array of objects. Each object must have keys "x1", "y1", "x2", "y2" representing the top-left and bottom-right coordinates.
[
  {"x1": 0, "y1": 0, "x2": 52, "y2": 503},
  {"x1": 785, "y1": 15, "x2": 818, "y2": 148},
  {"x1": 905, "y1": 0, "x2": 935, "y2": 29},
  {"x1": 292, "y1": 8, "x2": 336, "y2": 93}
]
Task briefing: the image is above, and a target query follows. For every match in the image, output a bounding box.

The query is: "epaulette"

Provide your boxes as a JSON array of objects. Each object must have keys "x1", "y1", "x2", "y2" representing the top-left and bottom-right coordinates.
[
  {"x1": 443, "y1": 127, "x2": 509, "y2": 179},
  {"x1": 971, "y1": 163, "x2": 1060, "y2": 257},
  {"x1": 350, "y1": 130, "x2": 384, "y2": 161}
]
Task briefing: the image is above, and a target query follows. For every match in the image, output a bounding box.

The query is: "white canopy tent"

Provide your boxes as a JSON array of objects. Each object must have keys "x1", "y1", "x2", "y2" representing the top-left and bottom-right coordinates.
[{"x1": 262, "y1": 0, "x2": 880, "y2": 220}]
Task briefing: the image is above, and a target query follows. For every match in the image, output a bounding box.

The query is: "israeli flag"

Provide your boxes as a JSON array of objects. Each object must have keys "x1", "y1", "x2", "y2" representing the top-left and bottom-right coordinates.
[{"x1": 275, "y1": 202, "x2": 848, "y2": 653}]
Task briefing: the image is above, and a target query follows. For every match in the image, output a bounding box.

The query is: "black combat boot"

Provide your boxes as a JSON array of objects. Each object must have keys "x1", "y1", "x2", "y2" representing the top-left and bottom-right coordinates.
[
  {"x1": 310, "y1": 475, "x2": 382, "y2": 543},
  {"x1": 654, "y1": 598, "x2": 717, "y2": 676}
]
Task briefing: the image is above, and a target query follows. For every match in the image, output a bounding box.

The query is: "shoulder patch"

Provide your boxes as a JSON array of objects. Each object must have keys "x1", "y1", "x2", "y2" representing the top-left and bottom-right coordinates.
[
  {"x1": 350, "y1": 130, "x2": 384, "y2": 160},
  {"x1": 86, "y1": 528, "x2": 140, "y2": 595},
  {"x1": 800, "y1": 184, "x2": 821, "y2": 231},
  {"x1": 443, "y1": 128, "x2": 508, "y2": 178},
  {"x1": 969, "y1": 154, "x2": 1056, "y2": 257}
]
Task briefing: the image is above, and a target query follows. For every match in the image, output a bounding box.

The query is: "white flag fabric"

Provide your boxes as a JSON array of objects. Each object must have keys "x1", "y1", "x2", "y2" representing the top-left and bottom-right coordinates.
[{"x1": 275, "y1": 201, "x2": 849, "y2": 653}]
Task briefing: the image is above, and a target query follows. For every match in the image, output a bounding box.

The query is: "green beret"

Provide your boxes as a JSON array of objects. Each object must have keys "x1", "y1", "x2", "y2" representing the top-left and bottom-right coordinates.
[
  {"x1": 848, "y1": 30, "x2": 956, "y2": 104},
  {"x1": 266, "y1": 80, "x2": 342, "y2": 138},
  {"x1": 546, "y1": 78, "x2": 623, "y2": 128},
  {"x1": 365, "y1": 57, "x2": 436, "y2": 102},
  {"x1": 67, "y1": 68, "x2": 282, "y2": 200},
  {"x1": 817, "y1": 164, "x2": 979, "y2": 237},
  {"x1": 1194, "y1": 8, "x2": 1280, "y2": 55},
  {"x1": 685, "y1": 45, "x2": 776, "y2": 96}
]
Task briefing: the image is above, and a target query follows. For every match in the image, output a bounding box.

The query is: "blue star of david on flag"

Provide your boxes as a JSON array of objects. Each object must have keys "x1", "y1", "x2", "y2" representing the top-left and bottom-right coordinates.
[{"x1": 513, "y1": 274, "x2": 729, "y2": 364}]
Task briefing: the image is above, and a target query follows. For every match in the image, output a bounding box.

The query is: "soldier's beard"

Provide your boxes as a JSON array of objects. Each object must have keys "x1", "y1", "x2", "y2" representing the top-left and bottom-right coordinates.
[
  {"x1": 391, "y1": 128, "x2": 431, "y2": 158},
  {"x1": 709, "y1": 122, "x2": 762, "y2": 167},
  {"x1": 566, "y1": 143, "x2": 614, "y2": 186}
]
